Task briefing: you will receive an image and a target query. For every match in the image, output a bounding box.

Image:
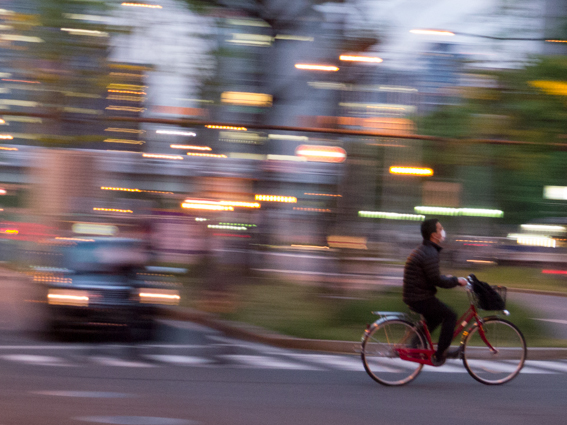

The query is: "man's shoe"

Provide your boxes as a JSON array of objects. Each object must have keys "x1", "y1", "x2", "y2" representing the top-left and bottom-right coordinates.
[
  {"x1": 431, "y1": 353, "x2": 445, "y2": 367},
  {"x1": 445, "y1": 347, "x2": 462, "y2": 359}
]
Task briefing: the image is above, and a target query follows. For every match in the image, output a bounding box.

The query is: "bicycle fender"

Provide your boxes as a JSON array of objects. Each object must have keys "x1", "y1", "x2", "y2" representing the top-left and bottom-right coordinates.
[{"x1": 361, "y1": 317, "x2": 416, "y2": 341}]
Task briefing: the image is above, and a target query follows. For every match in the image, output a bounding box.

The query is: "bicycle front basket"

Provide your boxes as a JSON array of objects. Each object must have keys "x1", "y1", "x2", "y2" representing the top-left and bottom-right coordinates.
[{"x1": 470, "y1": 275, "x2": 506, "y2": 311}]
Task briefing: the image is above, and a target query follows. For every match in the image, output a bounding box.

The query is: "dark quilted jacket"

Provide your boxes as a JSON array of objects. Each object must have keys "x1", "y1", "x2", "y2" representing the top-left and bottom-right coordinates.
[{"x1": 402, "y1": 240, "x2": 458, "y2": 303}]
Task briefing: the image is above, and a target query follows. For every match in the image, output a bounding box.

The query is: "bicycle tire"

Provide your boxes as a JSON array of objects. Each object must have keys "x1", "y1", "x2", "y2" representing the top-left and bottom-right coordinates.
[
  {"x1": 361, "y1": 319, "x2": 425, "y2": 386},
  {"x1": 462, "y1": 317, "x2": 526, "y2": 385}
]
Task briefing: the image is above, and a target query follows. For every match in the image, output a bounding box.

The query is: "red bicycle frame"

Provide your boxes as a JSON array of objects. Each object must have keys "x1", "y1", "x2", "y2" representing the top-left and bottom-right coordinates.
[{"x1": 396, "y1": 303, "x2": 497, "y2": 366}]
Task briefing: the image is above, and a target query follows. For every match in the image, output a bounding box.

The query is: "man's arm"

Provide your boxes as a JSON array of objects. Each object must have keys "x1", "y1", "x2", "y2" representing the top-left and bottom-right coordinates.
[{"x1": 422, "y1": 252, "x2": 459, "y2": 288}]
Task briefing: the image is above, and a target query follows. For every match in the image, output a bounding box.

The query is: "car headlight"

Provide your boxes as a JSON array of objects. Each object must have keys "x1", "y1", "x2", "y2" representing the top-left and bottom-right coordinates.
[
  {"x1": 138, "y1": 288, "x2": 180, "y2": 305},
  {"x1": 47, "y1": 289, "x2": 89, "y2": 306}
]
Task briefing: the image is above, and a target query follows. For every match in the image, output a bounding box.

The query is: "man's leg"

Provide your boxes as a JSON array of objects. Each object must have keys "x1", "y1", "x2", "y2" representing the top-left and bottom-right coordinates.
[{"x1": 407, "y1": 298, "x2": 457, "y2": 359}]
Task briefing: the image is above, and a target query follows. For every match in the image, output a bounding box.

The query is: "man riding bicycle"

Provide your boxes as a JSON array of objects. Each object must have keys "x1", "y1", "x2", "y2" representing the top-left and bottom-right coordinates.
[{"x1": 403, "y1": 218, "x2": 467, "y2": 366}]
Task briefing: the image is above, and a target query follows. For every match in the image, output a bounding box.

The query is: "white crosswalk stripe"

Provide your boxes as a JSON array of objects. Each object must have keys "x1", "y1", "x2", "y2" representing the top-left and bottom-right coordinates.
[
  {"x1": 0, "y1": 354, "x2": 73, "y2": 367},
  {"x1": 282, "y1": 353, "x2": 364, "y2": 371},
  {"x1": 525, "y1": 360, "x2": 567, "y2": 372},
  {"x1": 90, "y1": 356, "x2": 156, "y2": 368},
  {"x1": 0, "y1": 348, "x2": 566, "y2": 374},
  {"x1": 144, "y1": 354, "x2": 212, "y2": 366},
  {"x1": 221, "y1": 354, "x2": 321, "y2": 370}
]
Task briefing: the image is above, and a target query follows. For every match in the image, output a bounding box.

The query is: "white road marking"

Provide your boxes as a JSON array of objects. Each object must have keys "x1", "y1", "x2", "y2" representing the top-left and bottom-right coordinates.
[
  {"x1": 0, "y1": 349, "x2": 566, "y2": 375},
  {"x1": 464, "y1": 360, "x2": 552, "y2": 374},
  {"x1": 221, "y1": 355, "x2": 321, "y2": 370},
  {"x1": 90, "y1": 356, "x2": 155, "y2": 368},
  {"x1": 283, "y1": 354, "x2": 364, "y2": 371},
  {"x1": 525, "y1": 360, "x2": 567, "y2": 372},
  {"x1": 0, "y1": 354, "x2": 72, "y2": 367},
  {"x1": 144, "y1": 355, "x2": 212, "y2": 366},
  {"x1": 423, "y1": 360, "x2": 467, "y2": 373}
]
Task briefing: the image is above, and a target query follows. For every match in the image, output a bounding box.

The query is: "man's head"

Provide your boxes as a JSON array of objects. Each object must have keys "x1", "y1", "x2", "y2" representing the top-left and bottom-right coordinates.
[{"x1": 421, "y1": 218, "x2": 445, "y2": 244}]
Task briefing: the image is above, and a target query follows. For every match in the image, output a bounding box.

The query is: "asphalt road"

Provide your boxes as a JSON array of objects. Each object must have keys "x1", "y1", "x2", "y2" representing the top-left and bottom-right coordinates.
[
  {"x1": 0, "y1": 267, "x2": 566, "y2": 424},
  {"x1": 0, "y1": 328, "x2": 565, "y2": 425}
]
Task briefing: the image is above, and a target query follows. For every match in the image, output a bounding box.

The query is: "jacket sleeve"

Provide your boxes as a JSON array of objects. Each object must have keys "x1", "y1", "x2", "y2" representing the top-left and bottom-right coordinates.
[{"x1": 422, "y1": 251, "x2": 459, "y2": 289}]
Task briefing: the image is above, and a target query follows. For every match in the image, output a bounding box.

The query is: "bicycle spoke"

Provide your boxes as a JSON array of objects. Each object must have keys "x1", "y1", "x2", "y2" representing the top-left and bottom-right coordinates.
[
  {"x1": 361, "y1": 319, "x2": 424, "y2": 386},
  {"x1": 462, "y1": 318, "x2": 526, "y2": 385}
]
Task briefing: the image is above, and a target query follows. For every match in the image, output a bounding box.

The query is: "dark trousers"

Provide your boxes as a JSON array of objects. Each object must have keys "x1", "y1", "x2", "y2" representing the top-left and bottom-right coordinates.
[{"x1": 406, "y1": 297, "x2": 457, "y2": 356}]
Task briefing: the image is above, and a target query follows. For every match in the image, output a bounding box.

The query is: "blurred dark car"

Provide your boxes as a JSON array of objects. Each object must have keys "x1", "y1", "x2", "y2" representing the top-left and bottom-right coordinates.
[{"x1": 31, "y1": 237, "x2": 180, "y2": 340}]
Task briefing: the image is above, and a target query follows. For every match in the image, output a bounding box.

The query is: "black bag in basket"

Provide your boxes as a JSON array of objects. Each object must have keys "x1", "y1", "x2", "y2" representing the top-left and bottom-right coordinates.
[{"x1": 469, "y1": 274, "x2": 505, "y2": 311}]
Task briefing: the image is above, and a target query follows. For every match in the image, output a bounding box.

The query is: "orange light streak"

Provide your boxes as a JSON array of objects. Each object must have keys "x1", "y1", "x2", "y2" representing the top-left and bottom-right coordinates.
[{"x1": 171, "y1": 145, "x2": 211, "y2": 151}]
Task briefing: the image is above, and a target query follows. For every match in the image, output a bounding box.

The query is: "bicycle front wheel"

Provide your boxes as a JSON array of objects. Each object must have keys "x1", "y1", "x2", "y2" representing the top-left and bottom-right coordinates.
[
  {"x1": 462, "y1": 318, "x2": 526, "y2": 385},
  {"x1": 361, "y1": 319, "x2": 424, "y2": 386}
]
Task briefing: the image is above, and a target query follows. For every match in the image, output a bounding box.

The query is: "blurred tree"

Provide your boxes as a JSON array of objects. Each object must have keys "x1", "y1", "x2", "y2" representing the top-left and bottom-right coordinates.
[
  {"x1": 178, "y1": 0, "x2": 383, "y2": 124},
  {"x1": 418, "y1": 56, "x2": 567, "y2": 224},
  {"x1": 11, "y1": 0, "x2": 127, "y2": 147}
]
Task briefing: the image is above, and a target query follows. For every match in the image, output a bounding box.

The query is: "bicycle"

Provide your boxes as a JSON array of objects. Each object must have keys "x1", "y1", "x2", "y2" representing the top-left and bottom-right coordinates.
[{"x1": 360, "y1": 275, "x2": 527, "y2": 386}]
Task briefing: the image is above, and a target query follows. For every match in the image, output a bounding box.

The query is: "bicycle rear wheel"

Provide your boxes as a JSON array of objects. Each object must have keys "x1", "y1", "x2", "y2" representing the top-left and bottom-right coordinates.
[
  {"x1": 361, "y1": 319, "x2": 425, "y2": 386},
  {"x1": 462, "y1": 318, "x2": 526, "y2": 385}
]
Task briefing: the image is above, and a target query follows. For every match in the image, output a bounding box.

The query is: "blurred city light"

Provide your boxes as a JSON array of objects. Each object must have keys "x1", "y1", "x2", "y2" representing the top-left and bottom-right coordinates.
[
  {"x1": 516, "y1": 236, "x2": 557, "y2": 248},
  {"x1": 181, "y1": 199, "x2": 235, "y2": 211},
  {"x1": 339, "y1": 55, "x2": 383, "y2": 63},
  {"x1": 208, "y1": 225, "x2": 247, "y2": 231},
  {"x1": 414, "y1": 207, "x2": 504, "y2": 218},
  {"x1": 106, "y1": 128, "x2": 145, "y2": 134},
  {"x1": 269, "y1": 134, "x2": 308, "y2": 142},
  {"x1": 60, "y1": 28, "x2": 108, "y2": 37},
  {"x1": 101, "y1": 187, "x2": 141, "y2": 192},
  {"x1": 139, "y1": 290, "x2": 180, "y2": 305},
  {"x1": 275, "y1": 35, "x2": 314, "y2": 42},
  {"x1": 47, "y1": 290, "x2": 89, "y2": 306},
  {"x1": 218, "y1": 201, "x2": 261, "y2": 209},
  {"x1": 186, "y1": 153, "x2": 227, "y2": 158},
  {"x1": 93, "y1": 208, "x2": 133, "y2": 214},
  {"x1": 295, "y1": 64, "x2": 339, "y2": 72},
  {"x1": 104, "y1": 139, "x2": 145, "y2": 145},
  {"x1": 157, "y1": 130, "x2": 196, "y2": 136},
  {"x1": 72, "y1": 224, "x2": 118, "y2": 236},
  {"x1": 255, "y1": 195, "x2": 297, "y2": 203},
  {"x1": 304, "y1": 193, "x2": 342, "y2": 197},
  {"x1": 142, "y1": 154, "x2": 183, "y2": 160},
  {"x1": 170, "y1": 145, "x2": 211, "y2": 150},
  {"x1": 205, "y1": 125, "x2": 247, "y2": 131},
  {"x1": 221, "y1": 92, "x2": 273, "y2": 107},
  {"x1": 359, "y1": 211, "x2": 425, "y2": 221},
  {"x1": 520, "y1": 224, "x2": 566, "y2": 233},
  {"x1": 389, "y1": 166, "x2": 433, "y2": 176},
  {"x1": 544, "y1": 186, "x2": 567, "y2": 200},
  {"x1": 295, "y1": 145, "x2": 346, "y2": 162},
  {"x1": 293, "y1": 207, "x2": 331, "y2": 212},
  {"x1": 410, "y1": 29, "x2": 455, "y2": 36},
  {"x1": 121, "y1": 3, "x2": 163, "y2": 9}
]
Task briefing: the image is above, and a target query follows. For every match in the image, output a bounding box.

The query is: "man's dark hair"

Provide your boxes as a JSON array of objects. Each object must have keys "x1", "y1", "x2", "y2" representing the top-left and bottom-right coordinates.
[{"x1": 421, "y1": 218, "x2": 439, "y2": 241}]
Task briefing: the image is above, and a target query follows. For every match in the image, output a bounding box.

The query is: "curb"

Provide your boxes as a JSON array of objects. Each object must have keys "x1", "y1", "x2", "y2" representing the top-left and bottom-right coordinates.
[{"x1": 164, "y1": 307, "x2": 567, "y2": 359}]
